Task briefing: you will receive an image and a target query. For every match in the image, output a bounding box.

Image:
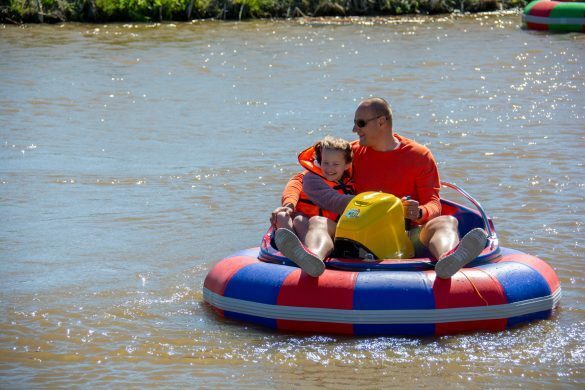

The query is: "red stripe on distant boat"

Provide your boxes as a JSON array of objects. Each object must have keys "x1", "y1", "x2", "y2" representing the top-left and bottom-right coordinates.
[
  {"x1": 527, "y1": 0, "x2": 557, "y2": 30},
  {"x1": 530, "y1": 0, "x2": 557, "y2": 16}
]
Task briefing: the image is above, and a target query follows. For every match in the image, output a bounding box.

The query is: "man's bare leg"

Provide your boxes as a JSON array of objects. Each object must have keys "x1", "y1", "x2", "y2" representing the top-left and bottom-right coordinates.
[
  {"x1": 419, "y1": 215, "x2": 460, "y2": 259},
  {"x1": 419, "y1": 215, "x2": 488, "y2": 278}
]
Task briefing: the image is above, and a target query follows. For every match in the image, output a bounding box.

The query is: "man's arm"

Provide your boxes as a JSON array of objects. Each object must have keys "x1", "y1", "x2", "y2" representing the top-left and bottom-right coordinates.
[{"x1": 415, "y1": 152, "x2": 441, "y2": 224}]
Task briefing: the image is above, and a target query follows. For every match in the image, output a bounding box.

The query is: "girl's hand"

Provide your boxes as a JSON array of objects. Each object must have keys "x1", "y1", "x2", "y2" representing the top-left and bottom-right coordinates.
[{"x1": 270, "y1": 205, "x2": 294, "y2": 226}]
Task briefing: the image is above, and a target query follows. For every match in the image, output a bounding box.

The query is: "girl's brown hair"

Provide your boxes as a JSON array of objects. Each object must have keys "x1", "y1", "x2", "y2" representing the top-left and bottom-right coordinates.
[{"x1": 314, "y1": 136, "x2": 353, "y2": 164}]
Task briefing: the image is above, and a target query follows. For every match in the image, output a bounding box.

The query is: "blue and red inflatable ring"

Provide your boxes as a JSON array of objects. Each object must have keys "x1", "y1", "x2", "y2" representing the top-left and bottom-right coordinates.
[{"x1": 203, "y1": 246, "x2": 561, "y2": 336}]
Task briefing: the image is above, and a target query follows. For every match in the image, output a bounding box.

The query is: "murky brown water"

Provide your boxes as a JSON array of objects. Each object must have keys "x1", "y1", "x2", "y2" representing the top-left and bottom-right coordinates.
[{"x1": 1, "y1": 12, "x2": 584, "y2": 387}]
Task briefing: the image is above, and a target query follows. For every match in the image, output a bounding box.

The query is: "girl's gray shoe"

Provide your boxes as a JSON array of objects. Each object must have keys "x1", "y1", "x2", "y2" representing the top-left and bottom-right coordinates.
[{"x1": 275, "y1": 228, "x2": 325, "y2": 277}]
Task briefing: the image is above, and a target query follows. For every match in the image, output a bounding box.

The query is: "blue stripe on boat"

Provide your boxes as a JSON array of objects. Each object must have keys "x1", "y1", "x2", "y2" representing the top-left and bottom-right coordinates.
[
  {"x1": 353, "y1": 271, "x2": 435, "y2": 335},
  {"x1": 223, "y1": 262, "x2": 293, "y2": 328},
  {"x1": 479, "y1": 261, "x2": 553, "y2": 327}
]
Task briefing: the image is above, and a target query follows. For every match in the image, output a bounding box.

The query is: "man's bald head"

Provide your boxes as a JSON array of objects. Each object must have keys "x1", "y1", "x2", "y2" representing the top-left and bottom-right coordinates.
[{"x1": 359, "y1": 97, "x2": 393, "y2": 130}]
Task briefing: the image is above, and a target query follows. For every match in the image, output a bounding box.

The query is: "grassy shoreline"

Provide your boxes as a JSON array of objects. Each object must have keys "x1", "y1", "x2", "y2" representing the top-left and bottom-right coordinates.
[{"x1": 1, "y1": 0, "x2": 527, "y2": 24}]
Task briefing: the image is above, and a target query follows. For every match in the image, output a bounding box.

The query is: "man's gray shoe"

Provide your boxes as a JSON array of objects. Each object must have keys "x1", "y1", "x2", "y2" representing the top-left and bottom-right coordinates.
[
  {"x1": 275, "y1": 228, "x2": 325, "y2": 277},
  {"x1": 435, "y1": 228, "x2": 488, "y2": 279}
]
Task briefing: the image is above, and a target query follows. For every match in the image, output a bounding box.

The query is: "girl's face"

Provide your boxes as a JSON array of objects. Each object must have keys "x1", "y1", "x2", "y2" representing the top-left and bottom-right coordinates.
[{"x1": 320, "y1": 148, "x2": 350, "y2": 182}]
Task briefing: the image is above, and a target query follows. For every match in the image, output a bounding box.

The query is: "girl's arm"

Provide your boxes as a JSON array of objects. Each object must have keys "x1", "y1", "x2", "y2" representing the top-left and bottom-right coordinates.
[
  {"x1": 303, "y1": 173, "x2": 353, "y2": 215},
  {"x1": 281, "y1": 172, "x2": 304, "y2": 209}
]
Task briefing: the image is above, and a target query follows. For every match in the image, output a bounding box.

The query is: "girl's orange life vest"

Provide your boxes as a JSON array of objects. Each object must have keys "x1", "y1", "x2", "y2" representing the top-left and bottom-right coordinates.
[{"x1": 294, "y1": 146, "x2": 355, "y2": 221}]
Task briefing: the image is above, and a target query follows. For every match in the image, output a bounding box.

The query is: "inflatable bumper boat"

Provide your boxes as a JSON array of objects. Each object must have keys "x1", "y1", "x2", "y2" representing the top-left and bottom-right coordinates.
[
  {"x1": 523, "y1": 0, "x2": 585, "y2": 32},
  {"x1": 203, "y1": 183, "x2": 561, "y2": 336}
]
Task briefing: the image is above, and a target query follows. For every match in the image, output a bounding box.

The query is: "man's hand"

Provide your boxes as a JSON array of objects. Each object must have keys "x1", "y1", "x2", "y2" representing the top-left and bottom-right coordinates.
[{"x1": 401, "y1": 196, "x2": 421, "y2": 221}]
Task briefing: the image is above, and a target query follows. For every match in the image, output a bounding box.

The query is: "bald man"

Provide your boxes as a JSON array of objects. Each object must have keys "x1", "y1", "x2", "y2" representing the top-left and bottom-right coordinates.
[{"x1": 273, "y1": 97, "x2": 488, "y2": 278}]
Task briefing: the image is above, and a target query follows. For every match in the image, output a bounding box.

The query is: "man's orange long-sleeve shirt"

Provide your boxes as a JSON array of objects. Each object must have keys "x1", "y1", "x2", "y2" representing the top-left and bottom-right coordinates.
[{"x1": 350, "y1": 135, "x2": 441, "y2": 224}]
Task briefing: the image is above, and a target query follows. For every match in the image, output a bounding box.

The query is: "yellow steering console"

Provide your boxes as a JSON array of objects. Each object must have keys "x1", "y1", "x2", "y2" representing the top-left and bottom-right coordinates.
[{"x1": 334, "y1": 192, "x2": 414, "y2": 260}]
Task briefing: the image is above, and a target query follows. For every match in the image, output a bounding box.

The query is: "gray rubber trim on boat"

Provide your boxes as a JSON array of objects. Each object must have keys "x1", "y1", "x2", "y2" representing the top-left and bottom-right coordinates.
[
  {"x1": 203, "y1": 287, "x2": 561, "y2": 324},
  {"x1": 523, "y1": 14, "x2": 585, "y2": 25}
]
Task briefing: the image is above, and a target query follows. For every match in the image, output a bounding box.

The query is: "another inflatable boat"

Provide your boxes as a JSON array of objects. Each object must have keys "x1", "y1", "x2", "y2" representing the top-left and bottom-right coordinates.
[{"x1": 523, "y1": 0, "x2": 585, "y2": 32}]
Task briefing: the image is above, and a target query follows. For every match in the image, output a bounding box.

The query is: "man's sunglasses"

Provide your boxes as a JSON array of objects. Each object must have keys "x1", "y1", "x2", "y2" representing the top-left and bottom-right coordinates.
[{"x1": 354, "y1": 115, "x2": 384, "y2": 128}]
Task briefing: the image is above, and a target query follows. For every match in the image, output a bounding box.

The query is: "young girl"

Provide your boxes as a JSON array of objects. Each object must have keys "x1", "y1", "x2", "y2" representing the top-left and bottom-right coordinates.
[{"x1": 270, "y1": 136, "x2": 354, "y2": 276}]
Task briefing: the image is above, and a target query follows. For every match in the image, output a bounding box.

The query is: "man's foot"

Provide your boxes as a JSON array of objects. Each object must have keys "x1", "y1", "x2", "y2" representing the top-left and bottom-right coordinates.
[
  {"x1": 274, "y1": 228, "x2": 325, "y2": 277},
  {"x1": 435, "y1": 228, "x2": 488, "y2": 279}
]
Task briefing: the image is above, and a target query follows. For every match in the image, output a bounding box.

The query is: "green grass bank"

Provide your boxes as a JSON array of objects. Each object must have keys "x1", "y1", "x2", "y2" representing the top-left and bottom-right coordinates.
[{"x1": 1, "y1": 0, "x2": 527, "y2": 24}]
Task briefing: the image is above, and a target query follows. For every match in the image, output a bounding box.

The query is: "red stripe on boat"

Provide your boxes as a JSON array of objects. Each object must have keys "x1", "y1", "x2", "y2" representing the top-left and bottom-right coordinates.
[
  {"x1": 527, "y1": 0, "x2": 558, "y2": 30},
  {"x1": 203, "y1": 256, "x2": 257, "y2": 316},
  {"x1": 204, "y1": 256, "x2": 258, "y2": 295},
  {"x1": 530, "y1": 0, "x2": 557, "y2": 16},
  {"x1": 276, "y1": 269, "x2": 358, "y2": 334},
  {"x1": 430, "y1": 269, "x2": 508, "y2": 335},
  {"x1": 441, "y1": 202, "x2": 459, "y2": 216},
  {"x1": 500, "y1": 253, "x2": 560, "y2": 292}
]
